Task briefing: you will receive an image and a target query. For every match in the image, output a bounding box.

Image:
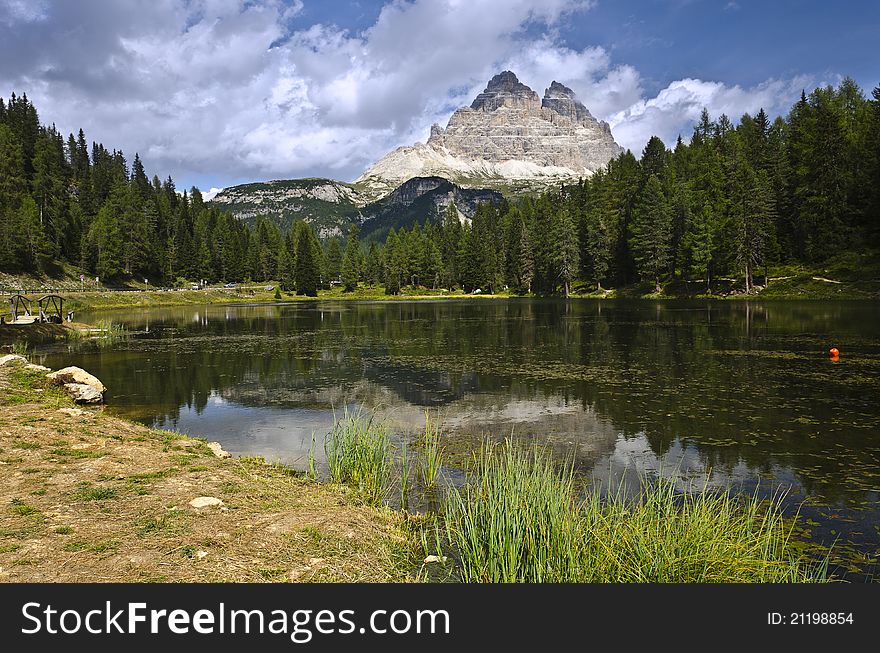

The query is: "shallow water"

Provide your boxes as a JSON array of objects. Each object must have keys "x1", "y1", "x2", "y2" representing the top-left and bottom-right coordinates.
[{"x1": 33, "y1": 299, "x2": 880, "y2": 578}]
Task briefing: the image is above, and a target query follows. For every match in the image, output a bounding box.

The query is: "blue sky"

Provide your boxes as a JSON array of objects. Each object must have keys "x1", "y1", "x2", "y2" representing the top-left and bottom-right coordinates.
[
  {"x1": 1, "y1": 0, "x2": 877, "y2": 194},
  {"x1": 292, "y1": 1, "x2": 879, "y2": 91}
]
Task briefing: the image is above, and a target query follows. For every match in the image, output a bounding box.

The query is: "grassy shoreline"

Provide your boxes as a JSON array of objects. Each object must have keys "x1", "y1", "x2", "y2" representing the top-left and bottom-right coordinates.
[
  {"x1": 0, "y1": 363, "x2": 831, "y2": 583},
  {"x1": 2, "y1": 249, "x2": 878, "y2": 313},
  {"x1": 0, "y1": 363, "x2": 422, "y2": 582}
]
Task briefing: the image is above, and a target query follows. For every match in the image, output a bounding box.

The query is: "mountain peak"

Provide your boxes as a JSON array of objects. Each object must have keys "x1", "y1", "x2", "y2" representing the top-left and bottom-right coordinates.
[
  {"x1": 541, "y1": 80, "x2": 595, "y2": 125},
  {"x1": 356, "y1": 71, "x2": 623, "y2": 198},
  {"x1": 544, "y1": 80, "x2": 576, "y2": 99},
  {"x1": 470, "y1": 70, "x2": 540, "y2": 112}
]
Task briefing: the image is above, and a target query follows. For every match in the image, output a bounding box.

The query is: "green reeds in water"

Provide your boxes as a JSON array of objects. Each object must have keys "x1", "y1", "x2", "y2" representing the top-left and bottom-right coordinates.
[
  {"x1": 419, "y1": 412, "x2": 443, "y2": 489},
  {"x1": 444, "y1": 441, "x2": 583, "y2": 583},
  {"x1": 11, "y1": 341, "x2": 29, "y2": 356},
  {"x1": 94, "y1": 320, "x2": 127, "y2": 346},
  {"x1": 324, "y1": 410, "x2": 391, "y2": 505},
  {"x1": 443, "y1": 441, "x2": 826, "y2": 583},
  {"x1": 399, "y1": 441, "x2": 410, "y2": 511},
  {"x1": 307, "y1": 432, "x2": 318, "y2": 481}
]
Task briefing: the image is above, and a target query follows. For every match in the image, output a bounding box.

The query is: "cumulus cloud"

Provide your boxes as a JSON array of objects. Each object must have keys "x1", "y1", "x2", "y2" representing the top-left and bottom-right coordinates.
[
  {"x1": 608, "y1": 76, "x2": 814, "y2": 153},
  {"x1": 0, "y1": 0, "x2": 810, "y2": 189}
]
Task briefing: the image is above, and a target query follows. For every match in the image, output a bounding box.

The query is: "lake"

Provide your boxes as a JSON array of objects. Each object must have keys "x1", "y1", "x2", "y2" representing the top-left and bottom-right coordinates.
[{"x1": 33, "y1": 299, "x2": 880, "y2": 578}]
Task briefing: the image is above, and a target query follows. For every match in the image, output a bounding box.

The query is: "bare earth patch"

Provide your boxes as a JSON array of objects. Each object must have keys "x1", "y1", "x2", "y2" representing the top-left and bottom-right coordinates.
[{"x1": 0, "y1": 364, "x2": 419, "y2": 582}]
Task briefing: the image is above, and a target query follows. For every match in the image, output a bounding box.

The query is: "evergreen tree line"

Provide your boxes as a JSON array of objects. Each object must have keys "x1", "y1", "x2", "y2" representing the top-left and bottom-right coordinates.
[
  {"x1": 0, "y1": 92, "x2": 329, "y2": 288},
  {"x1": 2, "y1": 78, "x2": 880, "y2": 296}
]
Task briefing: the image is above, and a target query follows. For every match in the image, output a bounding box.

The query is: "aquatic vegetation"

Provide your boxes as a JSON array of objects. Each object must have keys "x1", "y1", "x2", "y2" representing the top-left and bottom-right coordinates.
[
  {"x1": 399, "y1": 440, "x2": 410, "y2": 511},
  {"x1": 324, "y1": 410, "x2": 391, "y2": 505},
  {"x1": 87, "y1": 319, "x2": 128, "y2": 347},
  {"x1": 307, "y1": 432, "x2": 318, "y2": 481},
  {"x1": 443, "y1": 441, "x2": 827, "y2": 583},
  {"x1": 419, "y1": 412, "x2": 444, "y2": 489},
  {"x1": 11, "y1": 341, "x2": 29, "y2": 356}
]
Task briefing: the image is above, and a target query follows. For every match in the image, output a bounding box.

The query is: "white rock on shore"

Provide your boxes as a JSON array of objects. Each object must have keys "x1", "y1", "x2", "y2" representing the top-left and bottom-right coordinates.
[
  {"x1": 207, "y1": 442, "x2": 232, "y2": 459},
  {"x1": 189, "y1": 497, "x2": 224, "y2": 509},
  {"x1": 63, "y1": 382, "x2": 103, "y2": 404},
  {"x1": 47, "y1": 366, "x2": 107, "y2": 393}
]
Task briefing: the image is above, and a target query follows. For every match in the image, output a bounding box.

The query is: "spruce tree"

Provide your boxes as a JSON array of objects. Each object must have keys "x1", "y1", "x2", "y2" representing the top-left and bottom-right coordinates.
[
  {"x1": 293, "y1": 221, "x2": 319, "y2": 296},
  {"x1": 682, "y1": 201, "x2": 716, "y2": 292},
  {"x1": 364, "y1": 241, "x2": 382, "y2": 287},
  {"x1": 341, "y1": 224, "x2": 361, "y2": 291},
  {"x1": 630, "y1": 174, "x2": 672, "y2": 293},
  {"x1": 325, "y1": 236, "x2": 343, "y2": 282},
  {"x1": 552, "y1": 207, "x2": 579, "y2": 297}
]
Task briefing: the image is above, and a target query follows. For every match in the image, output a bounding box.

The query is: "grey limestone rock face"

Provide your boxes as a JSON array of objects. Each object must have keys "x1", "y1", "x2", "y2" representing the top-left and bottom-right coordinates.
[{"x1": 357, "y1": 71, "x2": 623, "y2": 197}]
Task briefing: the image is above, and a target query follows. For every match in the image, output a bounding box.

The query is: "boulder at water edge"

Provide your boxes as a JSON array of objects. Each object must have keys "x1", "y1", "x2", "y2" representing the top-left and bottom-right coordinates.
[
  {"x1": 64, "y1": 383, "x2": 103, "y2": 404},
  {"x1": 47, "y1": 366, "x2": 106, "y2": 393}
]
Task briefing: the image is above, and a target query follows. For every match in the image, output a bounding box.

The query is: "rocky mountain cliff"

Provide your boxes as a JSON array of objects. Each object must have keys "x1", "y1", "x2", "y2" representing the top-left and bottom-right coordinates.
[
  {"x1": 209, "y1": 178, "x2": 365, "y2": 237},
  {"x1": 358, "y1": 176, "x2": 504, "y2": 242},
  {"x1": 208, "y1": 176, "x2": 502, "y2": 239},
  {"x1": 356, "y1": 71, "x2": 623, "y2": 198}
]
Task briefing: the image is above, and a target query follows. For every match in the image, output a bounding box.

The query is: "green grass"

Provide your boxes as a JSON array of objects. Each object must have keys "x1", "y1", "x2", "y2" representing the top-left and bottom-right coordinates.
[
  {"x1": 442, "y1": 441, "x2": 826, "y2": 583},
  {"x1": 72, "y1": 483, "x2": 118, "y2": 501},
  {"x1": 9, "y1": 498, "x2": 40, "y2": 517},
  {"x1": 324, "y1": 410, "x2": 392, "y2": 505}
]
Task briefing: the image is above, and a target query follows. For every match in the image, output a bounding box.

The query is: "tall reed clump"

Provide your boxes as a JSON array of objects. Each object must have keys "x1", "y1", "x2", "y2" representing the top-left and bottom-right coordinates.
[
  {"x1": 399, "y1": 441, "x2": 410, "y2": 511},
  {"x1": 94, "y1": 320, "x2": 127, "y2": 346},
  {"x1": 11, "y1": 341, "x2": 29, "y2": 356},
  {"x1": 443, "y1": 441, "x2": 826, "y2": 583},
  {"x1": 419, "y1": 412, "x2": 443, "y2": 489},
  {"x1": 444, "y1": 442, "x2": 585, "y2": 582},
  {"x1": 324, "y1": 411, "x2": 391, "y2": 505}
]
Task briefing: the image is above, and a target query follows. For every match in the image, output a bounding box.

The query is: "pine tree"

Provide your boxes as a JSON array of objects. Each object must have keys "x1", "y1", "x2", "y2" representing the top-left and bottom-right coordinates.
[
  {"x1": 279, "y1": 228, "x2": 297, "y2": 291},
  {"x1": 341, "y1": 224, "x2": 361, "y2": 292},
  {"x1": 682, "y1": 201, "x2": 716, "y2": 292},
  {"x1": 630, "y1": 175, "x2": 672, "y2": 293},
  {"x1": 732, "y1": 164, "x2": 776, "y2": 291},
  {"x1": 325, "y1": 237, "x2": 343, "y2": 282},
  {"x1": 384, "y1": 229, "x2": 404, "y2": 295},
  {"x1": 503, "y1": 207, "x2": 533, "y2": 293},
  {"x1": 88, "y1": 193, "x2": 124, "y2": 280},
  {"x1": 0, "y1": 124, "x2": 27, "y2": 269},
  {"x1": 552, "y1": 207, "x2": 579, "y2": 297},
  {"x1": 293, "y1": 221, "x2": 319, "y2": 296},
  {"x1": 421, "y1": 238, "x2": 442, "y2": 289},
  {"x1": 583, "y1": 173, "x2": 620, "y2": 290},
  {"x1": 439, "y1": 203, "x2": 462, "y2": 289}
]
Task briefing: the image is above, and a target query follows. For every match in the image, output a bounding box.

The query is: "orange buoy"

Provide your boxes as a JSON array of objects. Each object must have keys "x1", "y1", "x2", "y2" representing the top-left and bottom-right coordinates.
[{"x1": 829, "y1": 347, "x2": 840, "y2": 359}]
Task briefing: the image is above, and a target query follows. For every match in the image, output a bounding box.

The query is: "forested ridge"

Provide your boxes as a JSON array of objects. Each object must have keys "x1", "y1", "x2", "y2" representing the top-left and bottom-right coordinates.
[{"x1": 1, "y1": 77, "x2": 878, "y2": 296}]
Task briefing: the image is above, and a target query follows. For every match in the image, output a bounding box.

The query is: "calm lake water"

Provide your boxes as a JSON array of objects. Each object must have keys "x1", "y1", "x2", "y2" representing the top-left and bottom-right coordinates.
[{"x1": 34, "y1": 299, "x2": 880, "y2": 577}]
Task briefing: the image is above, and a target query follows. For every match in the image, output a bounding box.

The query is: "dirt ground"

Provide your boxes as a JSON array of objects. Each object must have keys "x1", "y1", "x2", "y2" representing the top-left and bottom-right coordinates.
[{"x1": 0, "y1": 362, "x2": 420, "y2": 582}]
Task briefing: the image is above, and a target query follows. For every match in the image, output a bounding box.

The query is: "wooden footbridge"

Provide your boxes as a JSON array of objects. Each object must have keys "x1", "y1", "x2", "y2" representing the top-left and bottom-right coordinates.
[{"x1": 5, "y1": 294, "x2": 68, "y2": 325}]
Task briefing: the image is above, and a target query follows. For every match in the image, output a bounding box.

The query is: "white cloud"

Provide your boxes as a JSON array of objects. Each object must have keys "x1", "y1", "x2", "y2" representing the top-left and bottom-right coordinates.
[
  {"x1": 201, "y1": 187, "x2": 225, "y2": 202},
  {"x1": 0, "y1": 0, "x2": 49, "y2": 25},
  {"x1": 608, "y1": 76, "x2": 813, "y2": 153},
  {"x1": 0, "y1": 0, "x2": 812, "y2": 189}
]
